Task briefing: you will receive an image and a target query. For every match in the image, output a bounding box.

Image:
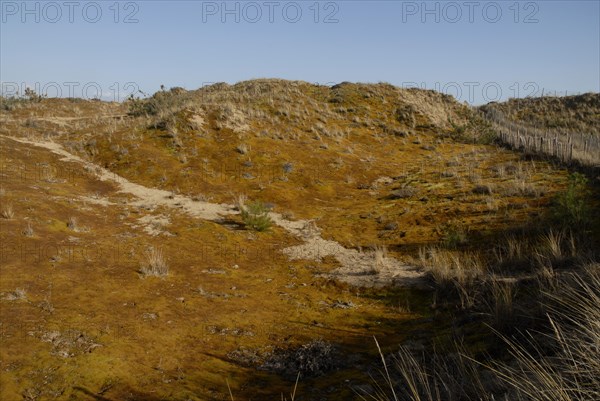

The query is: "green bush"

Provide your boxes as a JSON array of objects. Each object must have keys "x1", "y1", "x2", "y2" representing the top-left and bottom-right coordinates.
[
  {"x1": 448, "y1": 113, "x2": 497, "y2": 145},
  {"x1": 240, "y1": 201, "x2": 272, "y2": 232},
  {"x1": 126, "y1": 94, "x2": 154, "y2": 117},
  {"x1": 24, "y1": 88, "x2": 45, "y2": 102},
  {"x1": 553, "y1": 172, "x2": 591, "y2": 229},
  {"x1": 0, "y1": 89, "x2": 45, "y2": 111},
  {"x1": 126, "y1": 87, "x2": 189, "y2": 118},
  {"x1": 439, "y1": 221, "x2": 468, "y2": 249},
  {"x1": 0, "y1": 96, "x2": 26, "y2": 111}
]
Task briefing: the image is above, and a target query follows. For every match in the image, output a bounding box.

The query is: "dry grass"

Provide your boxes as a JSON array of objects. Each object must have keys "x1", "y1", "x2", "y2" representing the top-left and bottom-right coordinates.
[
  {"x1": 361, "y1": 337, "x2": 490, "y2": 401},
  {"x1": 234, "y1": 194, "x2": 247, "y2": 211},
  {"x1": 418, "y1": 247, "x2": 485, "y2": 308},
  {"x1": 22, "y1": 221, "x2": 34, "y2": 237},
  {"x1": 191, "y1": 193, "x2": 209, "y2": 202},
  {"x1": 236, "y1": 143, "x2": 249, "y2": 154},
  {"x1": 67, "y1": 216, "x2": 78, "y2": 230},
  {"x1": 489, "y1": 279, "x2": 516, "y2": 330},
  {"x1": 488, "y1": 264, "x2": 600, "y2": 401},
  {"x1": 419, "y1": 247, "x2": 485, "y2": 287},
  {"x1": 2, "y1": 288, "x2": 27, "y2": 301},
  {"x1": 372, "y1": 245, "x2": 388, "y2": 273},
  {"x1": 140, "y1": 246, "x2": 169, "y2": 277},
  {"x1": 363, "y1": 264, "x2": 600, "y2": 401},
  {"x1": 1, "y1": 202, "x2": 14, "y2": 219},
  {"x1": 536, "y1": 229, "x2": 577, "y2": 267},
  {"x1": 493, "y1": 235, "x2": 530, "y2": 270}
]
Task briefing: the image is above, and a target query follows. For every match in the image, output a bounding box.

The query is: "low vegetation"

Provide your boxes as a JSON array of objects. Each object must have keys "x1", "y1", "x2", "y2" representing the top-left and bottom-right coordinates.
[
  {"x1": 140, "y1": 246, "x2": 169, "y2": 277},
  {"x1": 239, "y1": 199, "x2": 273, "y2": 232},
  {"x1": 0, "y1": 80, "x2": 597, "y2": 400},
  {"x1": 369, "y1": 174, "x2": 599, "y2": 400},
  {"x1": 367, "y1": 263, "x2": 599, "y2": 401},
  {"x1": 552, "y1": 172, "x2": 591, "y2": 227}
]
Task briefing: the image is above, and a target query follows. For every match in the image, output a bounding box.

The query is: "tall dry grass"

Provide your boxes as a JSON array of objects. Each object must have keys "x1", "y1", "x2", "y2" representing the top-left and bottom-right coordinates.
[
  {"x1": 418, "y1": 247, "x2": 485, "y2": 308},
  {"x1": 488, "y1": 263, "x2": 600, "y2": 401},
  {"x1": 363, "y1": 263, "x2": 600, "y2": 401},
  {"x1": 140, "y1": 246, "x2": 169, "y2": 277}
]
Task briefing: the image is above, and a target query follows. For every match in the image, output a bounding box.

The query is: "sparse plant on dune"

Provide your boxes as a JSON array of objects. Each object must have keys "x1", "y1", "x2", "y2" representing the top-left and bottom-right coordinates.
[
  {"x1": 361, "y1": 337, "x2": 491, "y2": 401},
  {"x1": 23, "y1": 87, "x2": 45, "y2": 103},
  {"x1": 192, "y1": 193, "x2": 209, "y2": 202},
  {"x1": 418, "y1": 247, "x2": 485, "y2": 308},
  {"x1": 67, "y1": 216, "x2": 78, "y2": 230},
  {"x1": 537, "y1": 229, "x2": 577, "y2": 267},
  {"x1": 552, "y1": 172, "x2": 590, "y2": 229},
  {"x1": 1, "y1": 202, "x2": 14, "y2": 219},
  {"x1": 373, "y1": 245, "x2": 388, "y2": 272},
  {"x1": 364, "y1": 263, "x2": 600, "y2": 401},
  {"x1": 22, "y1": 221, "x2": 34, "y2": 237},
  {"x1": 140, "y1": 246, "x2": 169, "y2": 277},
  {"x1": 235, "y1": 143, "x2": 249, "y2": 154},
  {"x1": 438, "y1": 221, "x2": 468, "y2": 249},
  {"x1": 487, "y1": 264, "x2": 600, "y2": 401},
  {"x1": 239, "y1": 200, "x2": 272, "y2": 232},
  {"x1": 0, "y1": 95, "x2": 28, "y2": 111},
  {"x1": 489, "y1": 278, "x2": 517, "y2": 331},
  {"x1": 234, "y1": 194, "x2": 247, "y2": 211},
  {"x1": 2, "y1": 288, "x2": 27, "y2": 301}
]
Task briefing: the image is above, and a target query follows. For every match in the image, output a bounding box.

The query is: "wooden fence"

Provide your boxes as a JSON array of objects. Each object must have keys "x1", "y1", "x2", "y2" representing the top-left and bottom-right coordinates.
[{"x1": 479, "y1": 109, "x2": 600, "y2": 168}]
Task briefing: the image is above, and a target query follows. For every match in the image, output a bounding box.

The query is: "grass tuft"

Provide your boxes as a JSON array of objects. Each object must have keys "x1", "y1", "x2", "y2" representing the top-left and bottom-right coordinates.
[
  {"x1": 239, "y1": 200, "x2": 272, "y2": 232},
  {"x1": 1, "y1": 203, "x2": 14, "y2": 219},
  {"x1": 140, "y1": 246, "x2": 169, "y2": 277}
]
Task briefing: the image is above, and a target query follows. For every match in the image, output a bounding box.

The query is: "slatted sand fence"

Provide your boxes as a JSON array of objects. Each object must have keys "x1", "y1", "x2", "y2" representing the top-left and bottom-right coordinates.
[{"x1": 479, "y1": 108, "x2": 600, "y2": 168}]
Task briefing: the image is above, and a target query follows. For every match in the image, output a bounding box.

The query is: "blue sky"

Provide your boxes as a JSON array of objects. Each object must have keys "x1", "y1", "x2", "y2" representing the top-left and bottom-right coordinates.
[{"x1": 1, "y1": 0, "x2": 599, "y2": 104}]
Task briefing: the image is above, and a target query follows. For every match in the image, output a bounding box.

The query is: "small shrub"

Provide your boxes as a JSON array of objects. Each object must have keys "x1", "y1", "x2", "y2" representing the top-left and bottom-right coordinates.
[
  {"x1": 24, "y1": 87, "x2": 45, "y2": 102},
  {"x1": 261, "y1": 339, "x2": 337, "y2": 379},
  {"x1": 0, "y1": 96, "x2": 27, "y2": 111},
  {"x1": 553, "y1": 173, "x2": 590, "y2": 229},
  {"x1": 439, "y1": 221, "x2": 468, "y2": 249},
  {"x1": 472, "y1": 184, "x2": 492, "y2": 195},
  {"x1": 24, "y1": 118, "x2": 38, "y2": 128},
  {"x1": 126, "y1": 87, "x2": 192, "y2": 129},
  {"x1": 240, "y1": 200, "x2": 272, "y2": 232},
  {"x1": 395, "y1": 104, "x2": 416, "y2": 128}
]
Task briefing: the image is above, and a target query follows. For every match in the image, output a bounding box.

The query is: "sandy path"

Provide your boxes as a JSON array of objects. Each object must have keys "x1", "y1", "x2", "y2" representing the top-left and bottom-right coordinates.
[{"x1": 3, "y1": 135, "x2": 424, "y2": 287}]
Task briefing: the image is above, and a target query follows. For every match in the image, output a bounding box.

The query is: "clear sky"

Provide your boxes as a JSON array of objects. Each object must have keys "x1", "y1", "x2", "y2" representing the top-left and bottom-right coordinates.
[{"x1": 1, "y1": 0, "x2": 599, "y2": 104}]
